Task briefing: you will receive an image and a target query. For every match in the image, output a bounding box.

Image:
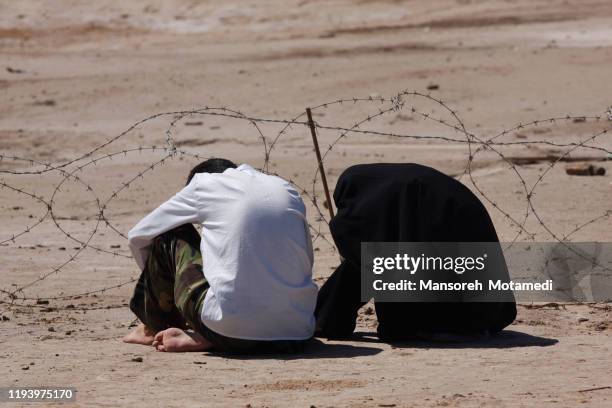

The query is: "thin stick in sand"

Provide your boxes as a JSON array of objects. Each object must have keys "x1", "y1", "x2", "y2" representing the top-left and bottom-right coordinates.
[{"x1": 306, "y1": 107, "x2": 335, "y2": 220}]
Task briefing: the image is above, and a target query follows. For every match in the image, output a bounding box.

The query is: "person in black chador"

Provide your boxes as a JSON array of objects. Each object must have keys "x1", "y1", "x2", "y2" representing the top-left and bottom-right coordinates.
[{"x1": 314, "y1": 163, "x2": 516, "y2": 341}]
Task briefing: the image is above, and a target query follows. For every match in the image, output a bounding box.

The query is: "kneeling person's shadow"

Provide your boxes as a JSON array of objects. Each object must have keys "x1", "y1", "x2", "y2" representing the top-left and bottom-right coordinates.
[
  {"x1": 205, "y1": 339, "x2": 384, "y2": 360},
  {"x1": 351, "y1": 330, "x2": 558, "y2": 349}
]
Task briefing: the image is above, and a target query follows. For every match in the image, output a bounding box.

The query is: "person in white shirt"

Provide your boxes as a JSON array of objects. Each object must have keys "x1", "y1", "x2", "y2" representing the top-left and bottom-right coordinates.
[{"x1": 122, "y1": 158, "x2": 317, "y2": 353}]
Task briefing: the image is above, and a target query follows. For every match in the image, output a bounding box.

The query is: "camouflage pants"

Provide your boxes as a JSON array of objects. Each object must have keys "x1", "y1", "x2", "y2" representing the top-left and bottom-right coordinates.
[
  {"x1": 129, "y1": 223, "x2": 207, "y2": 332},
  {"x1": 129, "y1": 223, "x2": 310, "y2": 354}
]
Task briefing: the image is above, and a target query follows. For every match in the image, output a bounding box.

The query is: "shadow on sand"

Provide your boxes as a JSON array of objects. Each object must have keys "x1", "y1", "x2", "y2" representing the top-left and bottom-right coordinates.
[
  {"x1": 203, "y1": 330, "x2": 557, "y2": 360},
  {"x1": 205, "y1": 339, "x2": 383, "y2": 360},
  {"x1": 352, "y1": 330, "x2": 559, "y2": 349}
]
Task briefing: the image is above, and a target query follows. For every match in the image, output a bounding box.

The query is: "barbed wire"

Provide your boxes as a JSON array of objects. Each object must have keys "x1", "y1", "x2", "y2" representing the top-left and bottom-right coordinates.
[{"x1": 1, "y1": 90, "x2": 610, "y2": 311}]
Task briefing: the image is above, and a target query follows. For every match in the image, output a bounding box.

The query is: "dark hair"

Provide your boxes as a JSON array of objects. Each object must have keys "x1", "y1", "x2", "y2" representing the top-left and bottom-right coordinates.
[{"x1": 186, "y1": 158, "x2": 237, "y2": 185}]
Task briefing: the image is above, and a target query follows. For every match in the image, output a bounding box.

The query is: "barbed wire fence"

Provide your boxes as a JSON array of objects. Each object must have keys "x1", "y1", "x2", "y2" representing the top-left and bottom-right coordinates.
[{"x1": 1, "y1": 90, "x2": 610, "y2": 313}]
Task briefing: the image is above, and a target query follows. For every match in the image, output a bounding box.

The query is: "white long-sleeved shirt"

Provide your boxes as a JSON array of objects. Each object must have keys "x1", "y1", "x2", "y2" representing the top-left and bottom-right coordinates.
[{"x1": 128, "y1": 164, "x2": 317, "y2": 340}]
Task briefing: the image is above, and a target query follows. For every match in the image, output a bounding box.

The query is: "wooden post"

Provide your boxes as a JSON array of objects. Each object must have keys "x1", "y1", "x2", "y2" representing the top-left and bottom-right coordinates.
[{"x1": 306, "y1": 107, "x2": 335, "y2": 220}]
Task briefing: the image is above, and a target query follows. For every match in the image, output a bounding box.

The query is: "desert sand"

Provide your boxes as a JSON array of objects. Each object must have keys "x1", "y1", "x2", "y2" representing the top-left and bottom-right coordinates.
[{"x1": 1, "y1": 1, "x2": 611, "y2": 407}]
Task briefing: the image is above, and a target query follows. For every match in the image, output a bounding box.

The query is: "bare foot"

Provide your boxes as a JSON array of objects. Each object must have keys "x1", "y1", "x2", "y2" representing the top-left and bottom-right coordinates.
[
  {"x1": 123, "y1": 323, "x2": 156, "y2": 345},
  {"x1": 152, "y1": 327, "x2": 213, "y2": 352}
]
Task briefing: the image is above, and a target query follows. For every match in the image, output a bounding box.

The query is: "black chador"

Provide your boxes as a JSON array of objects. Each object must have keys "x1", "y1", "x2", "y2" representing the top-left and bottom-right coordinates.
[{"x1": 314, "y1": 163, "x2": 517, "y2": 340}]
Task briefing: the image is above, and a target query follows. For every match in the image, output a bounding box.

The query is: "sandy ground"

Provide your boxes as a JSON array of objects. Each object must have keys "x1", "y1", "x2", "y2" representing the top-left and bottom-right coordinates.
[{"x1": 1, "y1": 0, "x2": 611, "y2": 407}]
